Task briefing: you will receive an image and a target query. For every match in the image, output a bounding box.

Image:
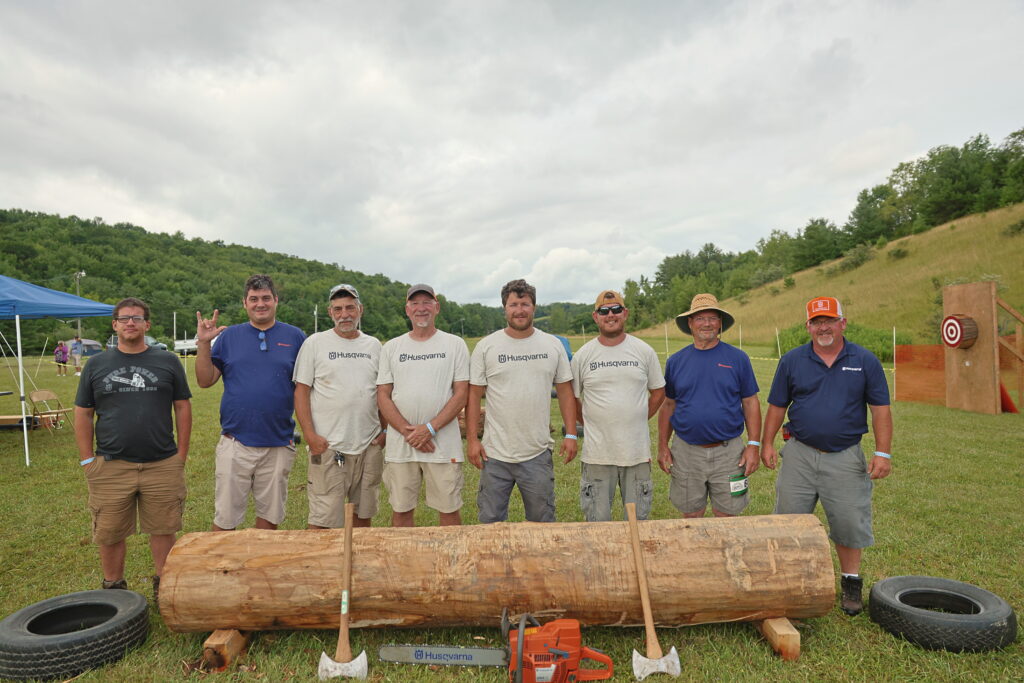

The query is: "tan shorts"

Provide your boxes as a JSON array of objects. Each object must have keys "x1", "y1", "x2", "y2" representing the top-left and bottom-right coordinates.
[
  {"x1": 668, "y1": 438, "x2": 749, "y2": 516},
  {"x1": 86, "y1": 455, "x2": 186, "y2": 545},
  {"x1": 384, "y1": 461, "x2": 463, "y2": 514},
  {"x1": 214, "y1": 435, "x2": 296, "y2": 529},
  {"x1": 307, "y1": 443, "x2": 384, "y2": 526}
]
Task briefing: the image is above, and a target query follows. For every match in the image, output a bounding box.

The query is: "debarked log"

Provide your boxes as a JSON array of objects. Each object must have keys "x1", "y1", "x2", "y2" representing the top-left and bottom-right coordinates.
[{"x1": 160, "y1": 514, "x2": 834, "y2": 633}]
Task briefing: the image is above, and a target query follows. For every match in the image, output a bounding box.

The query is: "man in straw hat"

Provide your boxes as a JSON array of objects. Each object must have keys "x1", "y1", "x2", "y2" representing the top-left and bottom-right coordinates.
[
  {"x1": 657, "y1": 293, "x2": 762, "y2": 518},
  {"x1": 570, "y1": 290, "x2": 665, "y2": 521},
  {"x1": 760, "y1": 296, "x2": 892, "y2": 616}
]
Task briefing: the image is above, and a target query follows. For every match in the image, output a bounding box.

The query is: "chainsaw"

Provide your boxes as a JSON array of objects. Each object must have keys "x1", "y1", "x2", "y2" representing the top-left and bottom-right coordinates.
[{"x1": 379, "y1": 610, "x2": 613, "y2": 682}]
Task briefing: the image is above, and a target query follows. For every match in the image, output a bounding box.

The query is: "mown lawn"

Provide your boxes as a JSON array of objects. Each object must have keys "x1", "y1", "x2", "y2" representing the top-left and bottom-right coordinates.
[{"x1": 0, "y1": 343, "x2": 1020, "y2": 682}]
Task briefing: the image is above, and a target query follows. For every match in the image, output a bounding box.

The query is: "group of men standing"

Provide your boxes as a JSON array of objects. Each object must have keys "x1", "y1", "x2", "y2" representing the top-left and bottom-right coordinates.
[{"x1": 74, "y1": 275, "x2": 892, "y2": 616}]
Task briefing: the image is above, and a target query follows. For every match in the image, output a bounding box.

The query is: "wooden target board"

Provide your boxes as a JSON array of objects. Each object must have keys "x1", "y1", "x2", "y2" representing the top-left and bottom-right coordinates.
[{"x1": 943, "y1": 282, "x2": 1000, "y2": 414}]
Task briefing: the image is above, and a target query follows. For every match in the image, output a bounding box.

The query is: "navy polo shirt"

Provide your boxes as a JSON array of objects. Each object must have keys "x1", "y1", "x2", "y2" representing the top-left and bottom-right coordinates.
[{"x1": 767, "y1": 340, "x2": 889, "y2": 453}]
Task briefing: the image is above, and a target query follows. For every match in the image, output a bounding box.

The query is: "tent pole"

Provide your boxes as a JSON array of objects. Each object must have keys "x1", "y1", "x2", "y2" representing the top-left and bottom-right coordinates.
[{"x1": 16, "y1": 315, "x2": 30, "y2": 466}]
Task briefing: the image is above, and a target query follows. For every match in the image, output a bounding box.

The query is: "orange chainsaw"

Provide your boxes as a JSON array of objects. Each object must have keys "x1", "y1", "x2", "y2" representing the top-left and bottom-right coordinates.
[{"x1": 379, "y1": 611, "x2": 614, "y2": 682}]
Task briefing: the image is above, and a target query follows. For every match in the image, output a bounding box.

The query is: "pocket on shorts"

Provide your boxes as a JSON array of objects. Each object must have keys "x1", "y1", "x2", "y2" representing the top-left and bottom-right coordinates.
[
  {"x1": 635, "y1": 479, "x2": 653, "y2": 520},
  {"x1": 84, "y1": 456, "x2": 105, "y2": 479},
  {"x1": 579, "y1": 480, "x2": 598, "y2": 519}
]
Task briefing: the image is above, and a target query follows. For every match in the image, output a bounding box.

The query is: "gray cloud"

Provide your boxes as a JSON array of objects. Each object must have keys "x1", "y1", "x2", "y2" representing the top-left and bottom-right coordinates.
[{"x1": 1, "y1": 0, "x2": 1022, "y2": 305}]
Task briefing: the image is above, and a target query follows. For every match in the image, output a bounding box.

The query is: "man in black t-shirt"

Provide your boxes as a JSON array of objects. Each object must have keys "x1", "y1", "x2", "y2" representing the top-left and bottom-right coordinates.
[{"x1": 75, "y1": 297, "x2": 192, "y2": 601}]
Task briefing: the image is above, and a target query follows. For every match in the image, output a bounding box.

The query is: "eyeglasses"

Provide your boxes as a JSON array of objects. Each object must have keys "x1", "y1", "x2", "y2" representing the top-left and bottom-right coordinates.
[
  {"x1": 258, "y1": 330, "x2": 267, "y2": 352},
  {"x1": 808, "y1": 318, "x2": 840, "y2": 328},
  {"x1": 113, "y1": 315, "x2": 146, "y2": 324},
  {"x1": 596, "y1": 305, "x2": 624, "y2": 316}
]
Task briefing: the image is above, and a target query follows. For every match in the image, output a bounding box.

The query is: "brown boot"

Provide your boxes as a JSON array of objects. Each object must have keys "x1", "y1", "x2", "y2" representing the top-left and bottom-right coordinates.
[
  {"x1": 102, "y1": 578, "x2": 127, "y2": 590},
  {"x1": 152, "y1": 575, "x2": 161, "y2": 603},
  {"x1": 841, "y1": 575, "x2": 864, "y2": 616}
]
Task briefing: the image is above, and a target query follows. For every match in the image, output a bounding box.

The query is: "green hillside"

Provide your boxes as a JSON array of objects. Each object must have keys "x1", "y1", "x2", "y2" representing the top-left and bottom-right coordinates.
[{"x1": 636, "y1": 202, "x2": 1024, "y2": 345}]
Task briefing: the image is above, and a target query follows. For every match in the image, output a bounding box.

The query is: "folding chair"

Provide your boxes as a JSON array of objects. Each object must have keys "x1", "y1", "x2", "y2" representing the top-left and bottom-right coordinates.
[{"x1": 28, "y1": 390, "x2": 75, "y2": 433}]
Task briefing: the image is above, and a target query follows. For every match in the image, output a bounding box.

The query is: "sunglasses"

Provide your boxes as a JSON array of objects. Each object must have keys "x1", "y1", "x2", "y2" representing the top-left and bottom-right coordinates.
[
  {"x1": 258, "y1": 330, "x2": 267, "y2": 352},
  {"x1": 596, "y1": 305, "x2": 624, "y2": 316}
]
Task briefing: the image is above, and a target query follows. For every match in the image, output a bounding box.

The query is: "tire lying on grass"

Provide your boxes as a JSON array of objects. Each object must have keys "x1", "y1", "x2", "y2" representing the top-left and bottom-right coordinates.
[
  {"x1": 0, "y1": 590, "x2": 149, "y2": 680},
  {"x1": 869, "y1": 576, "x2": 1017, "y2": 652}
]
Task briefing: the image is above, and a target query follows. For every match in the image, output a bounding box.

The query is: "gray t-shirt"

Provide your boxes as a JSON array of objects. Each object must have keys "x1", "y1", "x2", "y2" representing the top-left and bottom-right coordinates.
[
  {"x1": 470, "y1": 328, "x2": 572, "y2": 464},
  {"x1": 293, "y1": 330, "x2": 382, "y2": 455},
  {"x1": 571, "y1": 335, "x2": 665, "y2": 466},
  {"x1": 376, "y1": 330, "x2": 470, "y2": 463}
]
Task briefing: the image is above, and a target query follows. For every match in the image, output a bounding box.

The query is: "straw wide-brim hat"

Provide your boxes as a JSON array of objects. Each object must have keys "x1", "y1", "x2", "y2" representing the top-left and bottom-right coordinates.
[{"x1": 675, "y1": 293, "x2": 735, "y2": 335}]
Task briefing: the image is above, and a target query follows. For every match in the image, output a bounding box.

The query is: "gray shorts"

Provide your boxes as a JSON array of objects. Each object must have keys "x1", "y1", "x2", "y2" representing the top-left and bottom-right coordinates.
[
  {"x1": 774, "y1": 439, "x2": 874, "y2": 549},
  {"x1": 307, "y1": 443, "x2": 383, "y2": 526},
  {"x1": 580, "y1": 461, "x2": 653, "y2": 522},
  {"x1": 477, "y1": 450, "x2": 555, "y2": 523},
  {"x1": 668, "y1": 438, "x2": 749, "y2": 516}
]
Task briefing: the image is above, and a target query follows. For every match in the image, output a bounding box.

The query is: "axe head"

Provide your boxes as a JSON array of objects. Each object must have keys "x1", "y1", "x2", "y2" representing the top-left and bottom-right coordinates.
[{"x1": 632, "y1": 646, "x2": 681, "y2": 680}]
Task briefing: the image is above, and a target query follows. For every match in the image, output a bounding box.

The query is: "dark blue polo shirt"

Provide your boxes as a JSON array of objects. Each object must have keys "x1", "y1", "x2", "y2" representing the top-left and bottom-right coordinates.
[
  {"x1": 665, "y1": 341, "x2": 759, "y2": 445},
  {"x1": 767, "y1": 340, "x2": 889, "y2": 453}
]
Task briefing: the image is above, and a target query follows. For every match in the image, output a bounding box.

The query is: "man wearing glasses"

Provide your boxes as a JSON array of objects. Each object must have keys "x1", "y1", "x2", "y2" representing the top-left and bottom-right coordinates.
[
  {"x1": 570, "y1": 290, "x2": 665, "y2": 521},
  {"x1": 376, "y1": 284, "x2": 470, "y2": 527},
  {"x1": 657, "y1": 293, "x2": 761, "y2": 520},
  {"x1": 760, "y1": 296, "x2": 893, "y2": 617},
  {"x1": 75, "y1": 298, "x2": 191, "y2": 600},
  {"x1": 195, "y1": 274, "x2": 305, "y2": 531},
  {"x1": 467, "y1": 279, "x2": 577, "y2": 523},
  {"x1": 293, "y1": 284, "x2": 385, "y2": 529}
]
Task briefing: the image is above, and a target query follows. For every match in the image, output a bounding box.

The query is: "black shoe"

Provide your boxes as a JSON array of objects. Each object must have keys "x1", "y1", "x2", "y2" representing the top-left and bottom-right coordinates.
[
  {"x1": 841, "y1": 575, "x2": 864, "y2": 616},
  {"x1": 102, "y1": 578, "x2": 127, "y2": 590},
  {"x1": 152, "y1": 575, "x2": 161, "y2": 603}
]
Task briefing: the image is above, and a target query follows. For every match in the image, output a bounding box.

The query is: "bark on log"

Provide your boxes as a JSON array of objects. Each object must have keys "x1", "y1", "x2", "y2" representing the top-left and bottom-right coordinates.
[{"x1": 160, "y1": 514, "x2": 834, "y2": 633}]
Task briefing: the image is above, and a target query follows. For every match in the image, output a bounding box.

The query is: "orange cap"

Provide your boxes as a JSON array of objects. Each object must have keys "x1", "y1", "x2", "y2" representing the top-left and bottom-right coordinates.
[
  {"x1": 594, "y1": 290, "x2": 625, "y2": 310},
  {"x1": 806, "y1": 296, "x2": 843, "y2": 320}
]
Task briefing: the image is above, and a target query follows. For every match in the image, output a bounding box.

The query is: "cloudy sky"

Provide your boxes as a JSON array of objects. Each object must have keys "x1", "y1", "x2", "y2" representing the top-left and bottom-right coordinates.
[{"x1": 2, "y1": 1, "x2": 1022, "y2": 305}]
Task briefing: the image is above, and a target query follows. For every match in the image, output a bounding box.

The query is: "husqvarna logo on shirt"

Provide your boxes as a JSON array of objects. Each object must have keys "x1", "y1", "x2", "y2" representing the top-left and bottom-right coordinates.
[
  {"x1": 497, "y1": 353, "x2": 549, "y2": 363},
  {"x1": 841, "y1": 366, "x2": 863, "y2": 372},
  {"x1": 398, "y1": 352, "x2": 446, "y2": 362}
]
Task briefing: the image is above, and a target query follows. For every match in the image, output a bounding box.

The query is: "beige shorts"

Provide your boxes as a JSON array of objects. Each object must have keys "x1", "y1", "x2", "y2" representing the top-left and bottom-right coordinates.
[
  {"x1": 307, "y1": 443, "x2": 384, "y2": 526},
  {"x1": 384, "y1": 461, "x2": 464, "y2": 514},
  {"x1": 668, "y1": 437, "x2": 749, "y2": 516},
  {"x1": 86, "y1": 455, "x2": 186, "y2": 545},
  {"x1": 214, "y1": 435, "x2": 296, "y2": 529}
]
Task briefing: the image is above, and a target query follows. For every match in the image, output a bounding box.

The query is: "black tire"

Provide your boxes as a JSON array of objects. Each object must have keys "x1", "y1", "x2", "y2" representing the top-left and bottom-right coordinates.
[
  {"x1": 0, "y1": 590, "x2": 149, "y2": 680},
  {"x1": 869, "y1": 576, "x2": 1017, "y2": 652}
]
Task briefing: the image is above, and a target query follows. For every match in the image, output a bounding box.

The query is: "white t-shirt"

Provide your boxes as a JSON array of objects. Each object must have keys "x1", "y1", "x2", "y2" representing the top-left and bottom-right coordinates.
[
  {"x1": 376, "y1": 330, "x2": 470, "y2": 463},
  {"x1": 292, "y1": 330, "x2": 382, "y2": 455},
  {"x1": 470, "y1": 328, "x2": 572, "y2": 464},
  {"x1": 571, "y1": 335, "x2": 665, "y2": 466}
]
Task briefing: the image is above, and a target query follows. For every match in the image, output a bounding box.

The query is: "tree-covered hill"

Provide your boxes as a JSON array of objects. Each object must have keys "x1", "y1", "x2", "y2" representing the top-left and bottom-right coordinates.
[{"x1": 0, "y1": 210, "x2": 506, "y2": 352}]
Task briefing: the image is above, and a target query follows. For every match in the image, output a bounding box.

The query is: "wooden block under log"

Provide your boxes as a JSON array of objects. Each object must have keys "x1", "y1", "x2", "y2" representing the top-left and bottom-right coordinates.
[
  {"x1": 756, "y1": 618, "x2": 800, "y2": 661},
  {"x1": 202, "y1": 629, "x2": 250, "y2": 671},
  {"x1": 159, "y1": 514, "x2": 835, "y2": 633}
]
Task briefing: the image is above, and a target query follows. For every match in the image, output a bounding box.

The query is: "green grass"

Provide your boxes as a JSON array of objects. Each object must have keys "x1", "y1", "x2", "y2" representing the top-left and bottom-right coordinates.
[
  {"x1": 0, "y1": 350, "x2": 1021, "y2": 682},
  {"x1": 633, "y1": 202, "x2": 1024, "y2": 346}
]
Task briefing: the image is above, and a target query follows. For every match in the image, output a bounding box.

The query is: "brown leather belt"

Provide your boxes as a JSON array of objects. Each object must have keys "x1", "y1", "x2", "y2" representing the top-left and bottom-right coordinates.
[{"x1": 693, "y1": 440, "x2": 730, "y2": 449}]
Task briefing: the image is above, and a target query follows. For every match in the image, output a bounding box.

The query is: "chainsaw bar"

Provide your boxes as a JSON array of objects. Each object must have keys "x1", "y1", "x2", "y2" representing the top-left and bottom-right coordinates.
[{"x1": 379, "y1": 644, "x2": 509, "y2": 667}]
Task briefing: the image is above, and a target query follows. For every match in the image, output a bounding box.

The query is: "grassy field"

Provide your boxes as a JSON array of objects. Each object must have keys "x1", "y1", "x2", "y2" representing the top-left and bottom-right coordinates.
[
  {"x1": 634, "y1": 202, "x2": 1024, "y2": 346},
  {"x1": 0, "y1": 342, "x2": 1021, "y2": 682}
]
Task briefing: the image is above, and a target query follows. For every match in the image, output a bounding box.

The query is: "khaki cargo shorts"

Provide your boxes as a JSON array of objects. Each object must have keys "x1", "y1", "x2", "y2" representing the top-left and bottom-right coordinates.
[
  {"x1": 214, "y1": 435, "x2": 296, "y2": 529},
  {"x1": 86, "y1": 455, "x2": 186, "y2": 545},
  {"x1": 384, "y1": 460, "x2": 463, "y2": 514},
  {"x1": 307, "y1": 443, "x2": 384, "y2": 526}
]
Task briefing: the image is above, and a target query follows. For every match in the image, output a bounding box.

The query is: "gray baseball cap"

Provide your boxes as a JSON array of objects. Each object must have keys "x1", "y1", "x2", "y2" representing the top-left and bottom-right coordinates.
[
  {"x1": 406, "y1": 283, "x2": 436, "y2": 300},
  {"x1": 329, "y1": 283, "x2": 360, "y2": 301}
]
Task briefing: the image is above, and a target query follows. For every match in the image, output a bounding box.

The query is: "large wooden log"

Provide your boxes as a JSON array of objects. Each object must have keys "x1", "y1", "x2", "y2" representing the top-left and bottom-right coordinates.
[{"x1": 160, "y1": 514, "x2": 834, "y2": 633}]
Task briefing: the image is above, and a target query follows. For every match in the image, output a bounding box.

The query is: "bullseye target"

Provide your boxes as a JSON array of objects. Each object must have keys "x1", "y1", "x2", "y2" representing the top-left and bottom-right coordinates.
[{"x1": 941, "y1": 315, "x2": 978, "y2": 349}]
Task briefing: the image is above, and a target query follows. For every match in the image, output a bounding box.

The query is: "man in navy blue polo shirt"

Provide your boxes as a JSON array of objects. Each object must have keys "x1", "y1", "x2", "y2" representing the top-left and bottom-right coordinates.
[
  {"x1": 761, "y1": 296, "x2": 893, "y2": 616},
  {"x1": 195, "y1": 274, "x2": 306, "y2": 531}
]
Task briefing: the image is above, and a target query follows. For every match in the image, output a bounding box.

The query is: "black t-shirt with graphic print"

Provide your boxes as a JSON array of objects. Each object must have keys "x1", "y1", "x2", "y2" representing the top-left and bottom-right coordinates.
[{"x1": 75, "y1": 347, "x2": 192, "y2": 463}]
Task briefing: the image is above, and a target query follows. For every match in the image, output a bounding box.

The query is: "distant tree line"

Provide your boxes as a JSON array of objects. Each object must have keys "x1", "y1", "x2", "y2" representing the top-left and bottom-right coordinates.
[
  {"x1": 622, "y1": 127, "x2": 1024, "y2": 327},
  {"x1": 0, "y1": 210, "x2": 507, "y2": 353}
]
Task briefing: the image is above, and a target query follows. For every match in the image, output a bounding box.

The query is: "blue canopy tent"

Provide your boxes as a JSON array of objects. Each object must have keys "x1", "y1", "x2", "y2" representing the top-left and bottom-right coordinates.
[{"x1": 0, "y1": 274, "x2": 114, "y2": 465}]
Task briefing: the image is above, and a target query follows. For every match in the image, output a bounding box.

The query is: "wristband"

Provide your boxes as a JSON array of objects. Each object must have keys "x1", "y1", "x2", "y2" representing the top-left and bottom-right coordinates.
[
  {"x1": 746, "y1": 440, "x2": 761, "y2": 447},
  {"x1": 874, "y1": 451, "x2": 891, "y2": 460},
  {"x1": 79, "y1": 457, "x2": 95, "y2": 466},
  {"x1": 564, "y1": 434, "x2": 578, "y2": 440},
  {"x1": 426, "y1": 422, "x2": 436, "y2": 437}
]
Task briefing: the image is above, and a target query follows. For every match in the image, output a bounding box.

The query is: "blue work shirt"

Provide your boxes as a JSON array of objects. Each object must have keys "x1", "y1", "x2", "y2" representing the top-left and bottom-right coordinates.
[
  {"x1": 767, "y1": 340, "x2": 890, "y2": 453},
  {"x1": 664, "y1": 341, "x2": 759, "y2": 445},
  {"x1": 212, "y1": 321, "x2": 305, "y2": 447}
]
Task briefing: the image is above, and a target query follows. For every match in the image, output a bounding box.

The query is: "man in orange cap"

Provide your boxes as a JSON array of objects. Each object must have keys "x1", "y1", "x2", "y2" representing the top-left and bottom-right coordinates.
[{"x1": 761, "y1": 296, "x2": 893, "y2": 616}]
